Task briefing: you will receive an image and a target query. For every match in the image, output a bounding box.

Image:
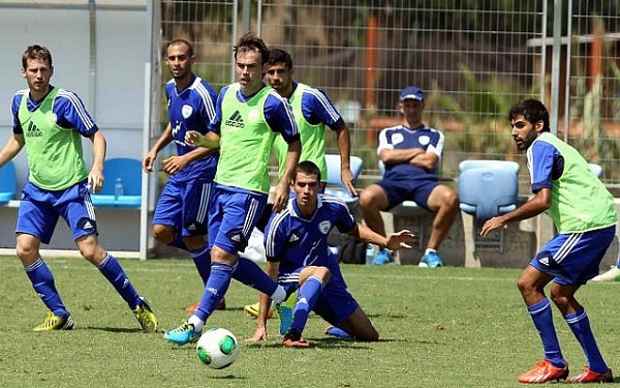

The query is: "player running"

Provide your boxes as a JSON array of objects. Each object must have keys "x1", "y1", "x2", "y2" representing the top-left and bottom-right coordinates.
[
  {"x1": 481, "y1": 99, "x2": 615, "y2": 384},
  {"x1": 0, "y1": 45, "x2": 158, "y2": 332},
  {"x1": 164, "y1": 33, "x2": 301, "y2": 345},
  {"x1": 249, "y1": 161, "x2": 415, "y2": 347}
]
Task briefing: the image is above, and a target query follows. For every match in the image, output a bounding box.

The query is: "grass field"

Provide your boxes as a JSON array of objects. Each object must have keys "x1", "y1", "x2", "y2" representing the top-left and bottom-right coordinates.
[{"x1": 1, "y1": 257, "x2": 619, "y2": 388}]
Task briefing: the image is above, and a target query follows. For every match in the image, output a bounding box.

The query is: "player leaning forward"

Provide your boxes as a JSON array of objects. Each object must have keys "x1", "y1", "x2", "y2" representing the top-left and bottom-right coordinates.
[
  {"x1": 0, "y1": 45, "x2": 158, "y2": 332},
  {"x1": 481, "y1": 99, "x2": 615, "y2": 384}
]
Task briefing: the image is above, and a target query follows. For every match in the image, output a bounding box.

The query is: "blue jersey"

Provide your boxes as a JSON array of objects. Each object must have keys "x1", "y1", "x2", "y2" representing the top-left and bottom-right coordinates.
[
  {"x1": 295, "y1": 82, "x2": 345, "y2": 130},
  {"x1": 264, "y1": 195, "x2": 355, "y2": 274},
  {"x1": 12, "y1": 86, "x2": 97, "y2": 137},
  {"x1": 526, "y1": 140, "x2": 563, "y2": 193},
  {"x1": 165, "y1": 75, "x2": 218, "y2": 183},
  {"x1": 377, "y1": 124, "x2": 444, "y2": 181}
]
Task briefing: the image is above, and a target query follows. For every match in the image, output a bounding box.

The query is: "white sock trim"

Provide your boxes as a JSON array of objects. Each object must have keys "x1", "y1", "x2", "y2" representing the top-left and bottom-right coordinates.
[
  {"x1": 270, "y1": 285, "x2": 287, "y2": 304},
  {"x1": 188, "y1": 315, "x2": 204, "y2": 332}
]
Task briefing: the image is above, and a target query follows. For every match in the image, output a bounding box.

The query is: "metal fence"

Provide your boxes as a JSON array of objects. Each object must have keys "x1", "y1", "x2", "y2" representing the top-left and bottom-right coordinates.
[{"x1": 157, "y1": 0, "x2": 620, "y2": 184}]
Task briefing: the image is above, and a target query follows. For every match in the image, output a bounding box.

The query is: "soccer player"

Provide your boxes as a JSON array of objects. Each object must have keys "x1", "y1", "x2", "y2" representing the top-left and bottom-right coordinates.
[
  {"x1": 359, "y1": 85, "x2": 458, "y2": 266},
  {"x1": 481, "y1": 99, "x2": 615, "y2": 384},
  {"x1": 0, "y1": 45, "x2": 158, "y2": 332},
  {"x1": 142, "y1": 39, "x2": 219, "y2": 300},
  {"x1": 164, "y1": 33, "x2": 301, "y2": 345},
  {"x1": 243, "y1": 47, "x2": 355, "y2": 318},
  {"x1": 249, "y1": 161, "x2": 415, "y2": 347}
]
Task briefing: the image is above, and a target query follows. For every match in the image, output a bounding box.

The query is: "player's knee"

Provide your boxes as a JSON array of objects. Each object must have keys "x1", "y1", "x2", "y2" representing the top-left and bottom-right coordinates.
[
  {"x1": 152, "y1": 224, "x2": 174, "y2": 244},
  {"x1": 314, "y1": 266, "x2": 331, "y2": 282},
  {"x1": 359, "y1": 190, "x2": 377, "y2": 210},
  {"x1": 16, "y1": 242, "x2": 36, "y2": 262},
  {"x1": 443, "y1": 189, "x2": 458, "y2": 211},
  {"x1": 516, "y1": 277, "x2": 536, "y2": 296},
  {"x1": 549, "y1": 291, "x2": 570, "y2": 309}
]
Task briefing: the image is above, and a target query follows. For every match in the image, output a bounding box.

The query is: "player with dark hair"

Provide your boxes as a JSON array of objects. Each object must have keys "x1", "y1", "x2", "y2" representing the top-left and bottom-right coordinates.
[
  {"x1": 0, "y1": 45, "x2": 158, "y2": 332},
  {"x1": 481, "y1": 99, "x2": 616, "y2": 384},
  {"x1": 249, "y1": 161, "x2": 415, "y2": 347},
  {"x1": 164, "y1": 33, "x2": 302, "y2": 345}
]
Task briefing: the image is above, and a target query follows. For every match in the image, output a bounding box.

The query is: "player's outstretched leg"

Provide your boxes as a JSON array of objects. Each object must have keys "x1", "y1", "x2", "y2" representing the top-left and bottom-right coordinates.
[
  {"x1": 17, "y1": 234, "x2": 74, "y2": 331},
  {"x1": 78, "y1": 236, "x2": 159, "y2": 332},
  {"x1": 327, "y1": 306, "x2": 379, "y2": 342}
]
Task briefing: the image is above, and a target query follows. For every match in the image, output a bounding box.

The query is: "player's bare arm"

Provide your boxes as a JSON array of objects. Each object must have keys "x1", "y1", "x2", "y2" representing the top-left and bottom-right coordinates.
[
  {"x1": 248, "y1": 261, "x2": 279, "y2": 343},
  {"x1": 379, "y1": 147, "x2": 425, "y2": 165},
  {"x1": 481, "y1": 188, "x2": 551, "y2": 237},
  {"x1": 353, "y1": 224, "x2": 416, "y2": 250},
  {"x1": 336, "y1": 126, "x2": 356, "y2": 196},
  {"x1": 143, "y1": 122, "x2": 173, "y2": 172},
  {"x1": 184, "y1": 130, "x2": 220, "y2": 149},
  {"x1": 161, "y1": 145, "x2": 216, "y2": 175},
  {"x1": 87, "y1": 131, "x2": 106, "y2": 192},
  {"x1": 273, "y1": 138, "x2": 301, "y2": 212},
  {"x1": 0, "y1": 134, "x2": 25, "y2": 167},
  {"x1": 409, "y1": 151, "x2": 439, "y2": 171}
]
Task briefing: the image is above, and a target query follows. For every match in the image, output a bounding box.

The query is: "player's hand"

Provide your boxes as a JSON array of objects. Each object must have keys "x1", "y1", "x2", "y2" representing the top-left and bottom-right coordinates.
[
  {"x1": 162, "y1": 155, "x2": 188, "y2": 175},
  {"x1": 88, "y1": 166, "x2": 104, "y2": 193},
  {"x1": 480, "y1": 216, "x2": 506, "y2": 237},
  {"x1": 340, "y1": 167, "x2": 357, "y2": 196},
  {"x1": 143, "y1": 150, "x2": 157, "y2": 173},
  {"x1": 246, "y1": 326, "x2": 268, "y2": 343},
  {"x1": 272, "y1": 180, "x2": 289, "y2": 212},
  {"x1": 385, "y1": 229, "x2": 416, "y2": 251}
]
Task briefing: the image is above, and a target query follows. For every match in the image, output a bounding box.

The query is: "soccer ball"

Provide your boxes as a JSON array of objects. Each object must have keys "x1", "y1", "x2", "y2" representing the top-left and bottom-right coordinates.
[{"x1": 196, "y1": 328, "x2": 240, "y2": 369}]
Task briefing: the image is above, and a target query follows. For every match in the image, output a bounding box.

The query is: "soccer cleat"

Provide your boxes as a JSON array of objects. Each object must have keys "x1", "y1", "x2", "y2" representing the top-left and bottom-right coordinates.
[
  {"x1": 419, "y1": 251, "x2": 444, "y2": 268},
  {"x1": 282, "y1": 330, "x2": 311, "y2": 348},
  {"x1": 325, "y1": 326, "x2": 353, "y2": 339},
  {"x1": 517, "y1": 360, "x2": 569, "y2": 384},
  {"x1": 372, "y1": 249, "x2": 393, "y2": 265},
  {"x1": 566, "y1": 367, "x2": 613, "y2": 383},
  {"x1": 591, "y1": 266, "x2": 620, "y2": 282},
  {"x1": 164, "y1": 321, "x2": 201, "y2": 345},
  {"x1": 243, "y1": 302, "x2": 276, "y2": 319},
  {"x1": 133, "y1": 298, "x2": 159, "y2": 333},
  {"x1": 276, "y1": 295, "x2": 297, "y2": 336},
  {"x1": 33, "y1": 312, "x2": 75, "y2": 332}
]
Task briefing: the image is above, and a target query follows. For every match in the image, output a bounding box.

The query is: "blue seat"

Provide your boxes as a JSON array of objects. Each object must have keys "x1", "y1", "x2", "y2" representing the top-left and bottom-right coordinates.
[
  {"x1": 324, "y1": 154, "x2": 363, "y2": 204},
  {"x1": 458, "y1": 160, "x2": 519, "y2": 221},
  {"x1": 91, "y1": 158, "x2": 142, "y2": 208},
  {"x1": 0, "y1": 161, "x2": 17, "y2": 204}
]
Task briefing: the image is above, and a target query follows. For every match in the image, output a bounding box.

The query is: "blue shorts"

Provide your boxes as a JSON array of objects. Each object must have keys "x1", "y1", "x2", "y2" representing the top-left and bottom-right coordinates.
[
  {"x1": 376, "y1": 178, "x2": 438, "y2": 210},
  {"x1": 279, "y1": 260, "x2": 359, "y2": 326},
  {"x1": 208, "y1": 184, "x2": 267, "y2": 255},
  {"x1": 153, "y1": 178, "x2": 213, "y2": 237},
  {"x1": 16, "y1": 181, "x2": 97, "y2": 244},
  {"x1": 530, "y1": 225, "x2": 616, "y2": 286}
]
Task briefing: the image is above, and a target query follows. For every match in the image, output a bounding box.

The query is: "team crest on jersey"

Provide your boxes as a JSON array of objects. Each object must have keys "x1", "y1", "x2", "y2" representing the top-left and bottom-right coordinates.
[
  {"x1": 181, "y1": 104, "x2": 193, "y2": 119},
  {"x1": 391, "y1": 133, "x2": 404, "y2": 145},
  {"x1": 319, "y1": 220, "x2": 331, "y2": 235},
  {"x1": 418, "y1": 135, "x2": 430, "y2": 146},
  {"x1": 247, "y1": 109, "x2": 259, "y2": 122}
]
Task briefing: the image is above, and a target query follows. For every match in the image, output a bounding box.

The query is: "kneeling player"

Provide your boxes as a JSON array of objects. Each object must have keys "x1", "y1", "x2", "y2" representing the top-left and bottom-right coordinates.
[{"x1": 250, "y1": 161, "x2": 415, "y2": 347}]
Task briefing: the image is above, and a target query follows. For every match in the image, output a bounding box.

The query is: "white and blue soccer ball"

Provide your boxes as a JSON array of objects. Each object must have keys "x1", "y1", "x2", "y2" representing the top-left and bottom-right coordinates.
[{"x1": 196, "y1": 328, "x2": 240, "y2": 369}]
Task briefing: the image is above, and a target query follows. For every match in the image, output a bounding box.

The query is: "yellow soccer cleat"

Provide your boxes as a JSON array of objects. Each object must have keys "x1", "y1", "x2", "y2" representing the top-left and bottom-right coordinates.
[
  {"x1": 133, "y1": 298, "x2": 159, "y2": 333},
  {"x1": 33, "y1": 312, "x2": 75, "y2": 332},
  {"x1": 243, "y1": 302, "x2": 277, "y2": 319}
]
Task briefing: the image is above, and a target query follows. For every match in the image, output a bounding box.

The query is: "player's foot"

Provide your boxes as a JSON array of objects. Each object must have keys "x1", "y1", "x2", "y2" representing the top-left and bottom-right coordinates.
[
  {"x1": 133, "y1": 297, "x2": 159, "y2": 333},
  {"x1": 325, "y1": 326, "x2": 352, "y2": 339},
  {"x1": 276, "y1": 295, "x2": 296, "y2": 336},
  {"x1": 517, "y1": 360, "x2": 569, "y2": 384},
  {"x1": 566, "y1": 367, "x2": 613, "y2": 383},
  {"x1": 33, "y1": 312, "x2": 75, "y2": 331},
  {"x1": 185, "y1": 299, "x2": 226, "y2": 316},
  {"x1": 282, "y1": 329, "x2": 311, "y2": 348},
  {"x1": 419, "y1": 251, "x2": 444, "y2": 268},
  {"x1": 243, "y1": 302, "x2": 276, "y2": 319},
  {"x1": 372, "y1": 249, "x2": 392, "y2": 265},
  {"x1": 591, "y1": 266, "x2": 620, "y2": 282},
  {"x1": 163, "y1": 321, "x2": 201, "y2": 345}
]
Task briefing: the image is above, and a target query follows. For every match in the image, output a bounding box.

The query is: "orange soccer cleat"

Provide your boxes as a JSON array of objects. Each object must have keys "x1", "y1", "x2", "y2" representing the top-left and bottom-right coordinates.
[
  {"x1": 566, "y1": 367, "x2": 613, "y2": 383},
  {"x1": 517, "y1": 360, "x2": 569, "y2": 384}
]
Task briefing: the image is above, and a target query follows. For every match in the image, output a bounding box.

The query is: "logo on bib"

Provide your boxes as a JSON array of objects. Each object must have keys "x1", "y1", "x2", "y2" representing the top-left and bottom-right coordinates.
[
  {"x1": 225, "y1": 110, "x2": 245, "y2": 128},
  {"x1": 181, "y1": 105, "x2": 193, "y2": 119}
]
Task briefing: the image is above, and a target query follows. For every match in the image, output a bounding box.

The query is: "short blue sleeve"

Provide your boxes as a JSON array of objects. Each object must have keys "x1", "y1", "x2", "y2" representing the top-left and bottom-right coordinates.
[
  {"x1": 331, "y1": 200, "x2": 356, "y2": 233},
  {"x1": 55, "y1": 90, "x2": 98, "y2": 136},
  {"x1": 11, "y1": 92, "x2": 24, "y2": 134},
  {"x1": 264, "y1": 211, "x2": 288, "y2": 261},
  {"x1": 264, "y1": 93, "x2": 299, "y2": 143},
  {"x1": 301, "y1": 88, "x2": 344, "y2": 130},
  {"x1": 528, "y1": 141, "x2": 560, "y2": 193},
  {"x1": 199, "y1": 79, "x2": 218, "y2": 124},
  {"x1": 207, "y1": 86, "x2": 228, "y2": 135}
]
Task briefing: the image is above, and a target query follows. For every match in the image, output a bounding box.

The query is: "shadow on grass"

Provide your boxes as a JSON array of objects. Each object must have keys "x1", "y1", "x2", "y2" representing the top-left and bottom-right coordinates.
[
  {"x1": 367, "y1": 313, "x2": 407, "y2": 319},
  {"x1": 206, "y1": 375, "x2": 247, "y2": 380},
  {"x1": 84, "y1": 326, "x2": 144, "y2": 333},
  {"x1": 245, "y1": 338, "x2": 373, "y2": 350}
]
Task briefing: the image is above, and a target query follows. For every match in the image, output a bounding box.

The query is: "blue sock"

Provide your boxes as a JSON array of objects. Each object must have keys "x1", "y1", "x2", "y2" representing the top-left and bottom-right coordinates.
[
  {"x1": 527, "y1": 298, "x2": 565, "y2": 368},
  {"x1": 232, "y1": 256, "x2": 277, "y2": 296},
  {"x1": 98, "y1": 254, "x2": 141, "y2": 310},
  {"x1": 194, "y1": 262, "x2": 236, "y2": 322},
  {"x1": 189, "y1": 246, "x2": 211, "y2": 286},
  {"x1": 25, "y1": 259, "x2": 69, "y2": 318},
  {"x1": 564, "y1": 309, "x2": 608, "y2": 373},
  {"x1": 290, "y1": 276, "x2": 323, "y2": 333}
]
